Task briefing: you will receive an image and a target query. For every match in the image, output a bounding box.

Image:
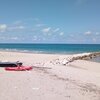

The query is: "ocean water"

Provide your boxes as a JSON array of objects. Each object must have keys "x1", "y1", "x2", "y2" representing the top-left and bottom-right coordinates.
[{"x1": 0, "y1": 43, "x2": 100, "y2": 54}]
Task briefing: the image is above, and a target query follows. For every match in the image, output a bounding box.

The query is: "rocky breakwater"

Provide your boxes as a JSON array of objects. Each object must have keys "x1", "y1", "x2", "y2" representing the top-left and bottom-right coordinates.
[{"x1": 51, "y1": 52, "x2": 100, "y2": 65}]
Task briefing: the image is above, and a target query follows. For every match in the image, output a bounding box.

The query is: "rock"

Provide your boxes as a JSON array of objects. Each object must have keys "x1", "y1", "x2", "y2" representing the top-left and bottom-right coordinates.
[{"x1": 62, "y1": 59, "x2": 69, "y2": 65}]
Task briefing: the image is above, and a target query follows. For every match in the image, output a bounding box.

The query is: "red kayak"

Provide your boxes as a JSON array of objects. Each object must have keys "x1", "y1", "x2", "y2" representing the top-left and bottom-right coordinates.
[{"x1": 5, "y1": 66, "x2": 33, "y2": 71}]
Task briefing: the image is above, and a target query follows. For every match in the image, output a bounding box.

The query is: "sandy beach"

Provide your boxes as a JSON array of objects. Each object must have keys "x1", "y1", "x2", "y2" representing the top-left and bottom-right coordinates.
[{"x1": 0, "y1": 51, "x2": 100, "y2": 100}]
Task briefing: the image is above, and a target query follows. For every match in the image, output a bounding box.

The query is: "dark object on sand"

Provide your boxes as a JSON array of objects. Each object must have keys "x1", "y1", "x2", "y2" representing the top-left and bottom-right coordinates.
[{"x1": 0, "y1": 61, "x2": 22, "y2": 67}]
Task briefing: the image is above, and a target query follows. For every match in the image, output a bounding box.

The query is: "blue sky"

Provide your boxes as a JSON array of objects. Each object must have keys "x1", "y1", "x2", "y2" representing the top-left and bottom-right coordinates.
[{"x1": 0, "y1": 0, "x2": 100, "y2": 44}]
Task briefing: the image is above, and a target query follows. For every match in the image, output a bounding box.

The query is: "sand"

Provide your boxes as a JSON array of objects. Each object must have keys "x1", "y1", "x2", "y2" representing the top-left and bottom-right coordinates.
[{"x1": 0, "y1": 51, "x2": 100, "y2": 100}]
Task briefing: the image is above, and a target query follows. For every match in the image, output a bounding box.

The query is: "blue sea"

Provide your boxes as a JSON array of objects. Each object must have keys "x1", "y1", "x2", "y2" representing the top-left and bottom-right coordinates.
[{"x1": 0, "y1": 43, "x2": 100, "y2": 54}]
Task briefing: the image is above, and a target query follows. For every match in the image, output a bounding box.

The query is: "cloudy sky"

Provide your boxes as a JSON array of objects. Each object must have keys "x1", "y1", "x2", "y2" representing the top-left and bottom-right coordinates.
[{"x1": 0, "y1": 0, "x2": 100, "y2": 44}]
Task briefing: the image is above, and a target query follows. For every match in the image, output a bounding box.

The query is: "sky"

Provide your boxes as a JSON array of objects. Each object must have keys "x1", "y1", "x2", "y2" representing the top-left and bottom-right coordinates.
[{"x1": 0, "y1": 0, "x2": 100, "y2": 44}]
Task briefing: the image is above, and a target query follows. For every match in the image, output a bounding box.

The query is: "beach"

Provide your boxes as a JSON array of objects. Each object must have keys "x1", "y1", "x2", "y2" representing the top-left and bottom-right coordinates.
[{"x1": 0, "y1": 51, "x2": 100, "y2": 100}]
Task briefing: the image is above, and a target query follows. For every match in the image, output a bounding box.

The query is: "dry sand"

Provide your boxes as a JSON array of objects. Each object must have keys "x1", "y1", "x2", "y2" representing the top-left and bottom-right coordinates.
[{"x1": 0, "y1": 51, "x2": 100, "y2": 100}]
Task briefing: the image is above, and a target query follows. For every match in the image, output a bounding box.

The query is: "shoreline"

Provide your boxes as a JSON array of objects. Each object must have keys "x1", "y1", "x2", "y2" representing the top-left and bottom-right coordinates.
[
  {"x1": 0, "y1": 50, "x2": 100, "y2": 63},
  {"x1": 0, "y1": 49, "x2": 73, "y2": 55}
]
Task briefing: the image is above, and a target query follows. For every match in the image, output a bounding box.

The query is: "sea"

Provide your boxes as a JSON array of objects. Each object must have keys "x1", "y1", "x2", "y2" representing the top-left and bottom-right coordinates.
[
  {"x1": 0, "y1": 43, "x2": 100, "y2": 62},
  {"x1": 0, "y1": 43, "x2": 100, "y2": 54}
]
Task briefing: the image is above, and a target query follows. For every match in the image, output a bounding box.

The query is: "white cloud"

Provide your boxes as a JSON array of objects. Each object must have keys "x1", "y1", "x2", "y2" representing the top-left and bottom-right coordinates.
[
  {"x1": 92, "y1": 38, "x2": 96, "y2": 42},
  {"x1": 32, "y1": 36, "x2": 37, "y2": 41},
  {"x1": 84, "y1": 31, "x2": 92, "y2": 35},
  {"x1": 36, "y1": 24, "x2": 45, "y2": 27},
  {"x1": 13, "y1": 20, "x2": 22, "y2": 25},
  {"x1": 18, "y1": 26, "x2": 25, "y2": 29},
  {"x1": 0, "y1": 36, "x2": 18, "y2": 40},
  {"x1": 59, "y1": 32, "x2": 64, "y2": 36},
  {"x1": 8, "y1": 25, "x2": 25, "y2": 31},
  {"x1": 53, "y1": 28, "x2": 60, "y2": 32},
  {"x1": 42, "y1": 27, "x2": 51, "y2": 33},
  {"x1": 70, "y1": 34, "x2": 74, "y2": 37},
  {"x1": 95, "y1": 32, "x2": 100, "y2": 35},
  {"x1": 33, "y1": 18, "x2": 39, "y2": 21},
  {"x1": 42, "y1": 37, "x2": 46, "y2": 41},
  {"x1": 0, "y1": 24, "x2": 7, "y2": 32},
  {"x1": 11, "y1": 37, "x2": 18, "y2": 40}
]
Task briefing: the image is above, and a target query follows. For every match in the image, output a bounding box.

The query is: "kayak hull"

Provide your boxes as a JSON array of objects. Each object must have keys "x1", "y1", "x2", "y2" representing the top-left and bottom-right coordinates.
[{"x1": 5, "y1": 66, "x2": 33, "y2": 71}]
